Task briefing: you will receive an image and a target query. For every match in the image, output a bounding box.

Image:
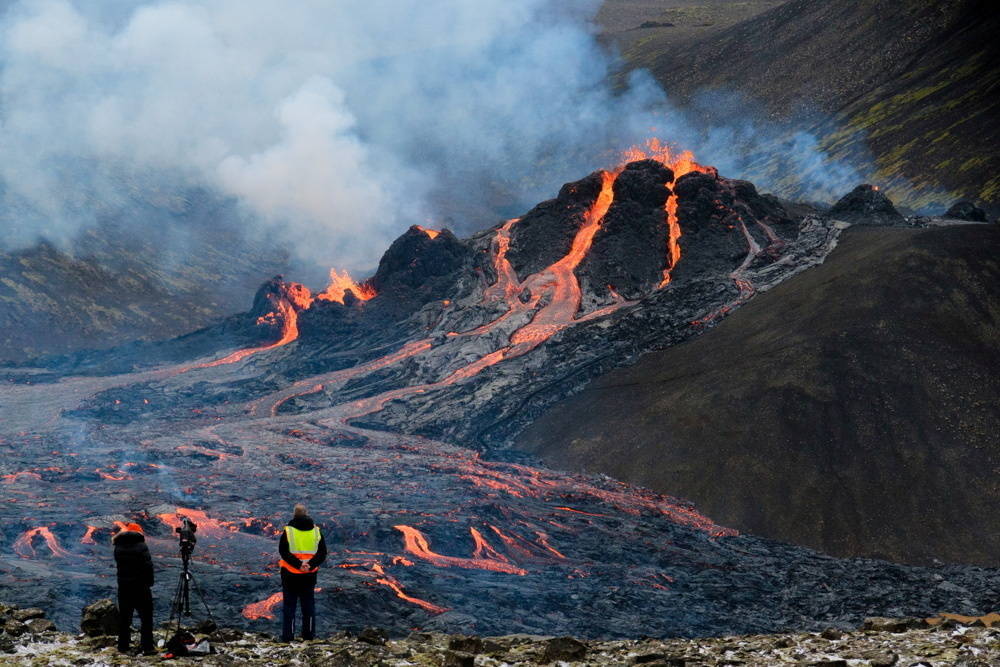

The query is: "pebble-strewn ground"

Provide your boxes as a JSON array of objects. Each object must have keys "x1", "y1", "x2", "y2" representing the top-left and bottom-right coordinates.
[{"x1": 3, "y1": 601, "x2": 998, "y2": 666}]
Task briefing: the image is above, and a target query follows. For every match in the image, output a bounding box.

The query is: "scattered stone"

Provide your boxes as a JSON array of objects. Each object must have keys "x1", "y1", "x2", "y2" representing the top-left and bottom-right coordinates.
[
  {"x1": 3, "y1": 620, "x2": 26, "y2": 636},
  {"x1": 357, "y1": 626, "x2": 389, "y2": 645},
  {"x1": 80, "y1": 598, "x2": 119, "y2": 637},
  {"x1": 441, "y1": 649, "x2": 475, "y2": 667},
  {"x1": 542, "y1": 635, "x2": 588, "y2": 662},
  {"x1": 447, "y1": 634, "x2": 483, "y2": 654},
  {"x1": 11, "y1": 608, "x2": 45, "y2": 622},
  {"x1": 866, "y1": 651, "x2": 899, "y2": 666},
  {"x1": 26, "y1": 618, "x2": 56, "y2": 634},
  {"x1": 821, "y1": 627, "x2": 844, "y2": 640},
  {"x1": 862, "y1": 617, "x2": 922, "y2": 632}
]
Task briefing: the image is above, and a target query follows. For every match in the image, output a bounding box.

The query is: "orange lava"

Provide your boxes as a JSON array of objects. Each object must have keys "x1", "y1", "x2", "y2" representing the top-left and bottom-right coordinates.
[
  {"x1": 13, "y1": 526, "x2": 70, "y2": 558},
  {"x1": 242, "y1": 592, "x2": 283, "y2": 620},
  {"x1": 394, "y1": 525, "x2": 527, "y2": 575},
  {"x1": 80, "y1": 525, "x2": 98, "y2": 544},
  {"x1": 317, "y1": 268, "x2": 376, "y2": 304},
  {"x1": 156, "y1": 507, "x2": 233, "y2": 538},
  {"x1": 622, "y1": 138, "x2": 712, "y2": 286},
  {"x1": 194, "y1": 299, "x2": 302, "y2": 369},
  {"x1": 415, "y1": 225, "x2": 441, "y2": 239},
  {"x1": 2, "y1": 471, "x2": 42, "y2": 484}
]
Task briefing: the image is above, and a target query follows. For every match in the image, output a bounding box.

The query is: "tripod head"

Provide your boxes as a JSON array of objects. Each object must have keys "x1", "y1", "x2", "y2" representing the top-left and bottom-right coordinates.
[{"x1": 176, "y1": 518, "x2": 197, "y2": 559}]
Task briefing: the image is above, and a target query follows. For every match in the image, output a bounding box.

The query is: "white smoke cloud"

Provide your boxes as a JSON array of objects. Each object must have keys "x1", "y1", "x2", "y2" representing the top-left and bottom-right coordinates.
[{"x1": 0, "y1": 0, "x2": 864, "y2": 271}]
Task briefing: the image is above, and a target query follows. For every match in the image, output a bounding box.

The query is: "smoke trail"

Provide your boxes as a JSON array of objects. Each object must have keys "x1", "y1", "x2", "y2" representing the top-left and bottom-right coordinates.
[{"x1": 0, "y1": 0, "x2": 865, "y2": 273}]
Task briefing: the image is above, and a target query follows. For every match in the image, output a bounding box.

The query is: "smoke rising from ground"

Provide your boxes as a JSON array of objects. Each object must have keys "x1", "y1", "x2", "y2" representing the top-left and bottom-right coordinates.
[{"x1": 0, "y1": 0, "x2": 866, "y2": 272}]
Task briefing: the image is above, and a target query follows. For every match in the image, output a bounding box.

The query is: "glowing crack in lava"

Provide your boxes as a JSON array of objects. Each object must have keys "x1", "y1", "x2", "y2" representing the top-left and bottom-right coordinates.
[
  {"x1": 13, "y1": 527, "x2": 70, "y2": 558},
  {"x1": 339, "y1": 557, "x2": 448, "y2": 615},
  {"x1": 394, "y1": 525, "x2": 527, "y2": 575},
  {"x1": 622, "y1": 138, "x2": 713, "y2": 287},
  {"x1": 316, "y1": 268, "x2": 376, "y2": 304}
]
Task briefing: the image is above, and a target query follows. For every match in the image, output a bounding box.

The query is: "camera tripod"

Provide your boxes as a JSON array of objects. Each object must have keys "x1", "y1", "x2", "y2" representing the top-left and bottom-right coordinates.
[{"x1": 168, "y1": 548, "x2": 214, "y2": 631}]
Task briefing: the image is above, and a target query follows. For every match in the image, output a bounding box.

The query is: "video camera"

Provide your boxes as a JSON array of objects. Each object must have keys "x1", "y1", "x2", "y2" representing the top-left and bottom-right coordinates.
[{"x1": 176, "y1": 517, "x2": 197, "y2": 557}]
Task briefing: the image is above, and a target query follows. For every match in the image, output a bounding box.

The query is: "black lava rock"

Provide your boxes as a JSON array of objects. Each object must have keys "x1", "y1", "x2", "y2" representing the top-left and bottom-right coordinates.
[
  {"x1": 828, "y1": 185, "x2": 904, "y2": 225},
  {"x1": 945, "y1": 200, "x2": 987, "y2": 222},
  {"x1": 507, "y1": 170, "x2": 610, "y2": 279},
  {"x1": 577, "y1": 159, "x2": 674, "y2": 300},
  {"x1": 80, "y1": 599, "x2": 118, "y2": 637},
  {"x1": 672, "y1": 171, "x2": 795, "y2": 281},
  {"x1": 543, "y1": 636, "x2": 588, "y2": 662}
]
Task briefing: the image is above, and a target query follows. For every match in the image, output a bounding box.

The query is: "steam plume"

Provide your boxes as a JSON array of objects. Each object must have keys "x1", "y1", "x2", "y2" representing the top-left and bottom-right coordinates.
[{"x1": 0, "y1": 0, "x2": 865, "y2": 271}]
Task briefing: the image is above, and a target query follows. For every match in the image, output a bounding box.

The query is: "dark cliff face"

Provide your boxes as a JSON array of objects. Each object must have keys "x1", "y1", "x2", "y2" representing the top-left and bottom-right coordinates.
[{"x1": 516, "y1": 223, "x2": 1000, "y2": 567}]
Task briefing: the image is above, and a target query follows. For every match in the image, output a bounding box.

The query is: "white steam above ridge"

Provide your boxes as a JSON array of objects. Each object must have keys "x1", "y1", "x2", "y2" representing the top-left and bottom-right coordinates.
[{"x1": 0, "y1": 0, "x2": 863, "y2": 270}]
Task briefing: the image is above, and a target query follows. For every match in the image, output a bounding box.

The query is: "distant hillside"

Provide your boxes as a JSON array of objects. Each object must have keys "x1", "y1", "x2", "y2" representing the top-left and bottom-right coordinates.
[
  {"x1": 609, "y1": 0, "x2": 999, "y2": 210},
  {"x1": 517, "y1": 223, "x2": 1000, "y2": 566},
  {"x1": 0, "y1": 192, "x2": 289, "y2": 362}
]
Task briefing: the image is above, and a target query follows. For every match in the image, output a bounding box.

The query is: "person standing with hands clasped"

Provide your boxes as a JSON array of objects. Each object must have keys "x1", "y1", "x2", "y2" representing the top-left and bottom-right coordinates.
[{"x1": 278, "y1": 503, "x2": 328, "y2": 642}]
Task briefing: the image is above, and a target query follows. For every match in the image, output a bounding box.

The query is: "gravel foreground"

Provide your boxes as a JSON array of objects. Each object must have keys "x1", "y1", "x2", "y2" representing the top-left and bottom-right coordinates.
[{"x1": 2, "y1": 602, "x2": 998, "y2": 666}]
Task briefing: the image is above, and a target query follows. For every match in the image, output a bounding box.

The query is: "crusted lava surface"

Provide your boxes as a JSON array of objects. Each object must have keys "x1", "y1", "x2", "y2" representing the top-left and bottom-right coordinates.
[{"x1": 2, "y1": 156, "x2": 997, "y2": 637}]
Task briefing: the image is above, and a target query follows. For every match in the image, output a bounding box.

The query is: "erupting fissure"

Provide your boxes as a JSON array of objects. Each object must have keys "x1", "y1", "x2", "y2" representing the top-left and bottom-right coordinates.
[
  {"x1": 317, "y1": 268, "x2": 376, "y2": 304},
  {"x1": 622, "y1": 139, "x2": 712, "y2": 287}
]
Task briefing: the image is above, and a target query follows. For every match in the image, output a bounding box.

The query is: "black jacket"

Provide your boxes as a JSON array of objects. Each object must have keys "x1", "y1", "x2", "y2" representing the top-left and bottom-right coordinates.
[
  {"x1": 113, "y1": 530, "x2": 154, "y2": 588},
  {"x1": 278, "y1": 515, "x2": 328, "y2": 577}
]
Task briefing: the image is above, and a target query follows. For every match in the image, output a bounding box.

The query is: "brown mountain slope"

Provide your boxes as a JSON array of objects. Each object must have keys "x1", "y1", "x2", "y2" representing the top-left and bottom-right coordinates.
[
  {"x1": 516, "y1": 223, "x2": 1000, "y2": 566},
  {"x1": 611, "y1": 0, "x2": 1000, "y2": 210}
]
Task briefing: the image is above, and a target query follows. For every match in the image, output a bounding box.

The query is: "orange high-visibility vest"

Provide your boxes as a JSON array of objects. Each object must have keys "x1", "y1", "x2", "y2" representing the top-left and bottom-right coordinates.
[{"x1": 279, "y1": 525, "x2": 321, "y2": 574}]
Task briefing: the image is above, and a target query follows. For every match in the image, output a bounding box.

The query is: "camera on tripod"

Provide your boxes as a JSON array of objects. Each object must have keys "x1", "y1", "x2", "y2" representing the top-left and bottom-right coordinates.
[{"x1": 175, "y1": 518, "x2": 197, "y2": 557}]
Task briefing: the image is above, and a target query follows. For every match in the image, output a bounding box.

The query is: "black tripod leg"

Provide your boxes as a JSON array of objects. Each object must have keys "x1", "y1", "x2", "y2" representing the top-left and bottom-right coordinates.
[{"x1": 186, "y1": 572, "x2": 214, "y2": 621}]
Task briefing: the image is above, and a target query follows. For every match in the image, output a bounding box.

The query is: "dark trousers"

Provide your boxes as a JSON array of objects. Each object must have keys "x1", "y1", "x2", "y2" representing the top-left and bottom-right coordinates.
[
  {"x1": 117, "y1": 585, "x2": 154, "y2": 652},
  {"x1": 281, "y1": 574, "x2": 316, "y2": 641}
]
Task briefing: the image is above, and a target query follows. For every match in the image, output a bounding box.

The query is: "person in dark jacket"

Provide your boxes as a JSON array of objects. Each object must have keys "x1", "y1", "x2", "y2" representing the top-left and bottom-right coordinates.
[
  {"x1": 112, "y1": 522, "x2": 155, "y2": 654},
  {"x1": 278, "y1": 504, "x2": 328, "y2": 642}
]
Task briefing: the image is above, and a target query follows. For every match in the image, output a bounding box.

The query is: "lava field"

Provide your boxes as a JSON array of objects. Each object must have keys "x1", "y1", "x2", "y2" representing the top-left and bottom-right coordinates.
[{"x1": 2, "y1": 147, "x2": 997, "y2": 637}]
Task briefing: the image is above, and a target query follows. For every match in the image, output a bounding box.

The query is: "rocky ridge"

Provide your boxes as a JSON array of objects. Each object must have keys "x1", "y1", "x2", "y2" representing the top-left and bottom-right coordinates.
[{"x1": 2, "y1": 601, "x2": 999, "y2": 666}]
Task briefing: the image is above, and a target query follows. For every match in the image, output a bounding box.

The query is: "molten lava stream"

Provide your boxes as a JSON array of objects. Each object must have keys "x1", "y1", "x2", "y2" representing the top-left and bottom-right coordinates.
[
  {"x1": 192, "y1": 300, "x2": 302, "y2": 370},
  {"x1": 395, "y1": 525, "x2": 527, "y2": 575},
  {"x1": 622, "y1": 139, "x2": 712, "y2": 287},
  {"x1": 506, "y1": 170, "x2": 617, "y2": 356},
  {"x1": 242, "y1": 589, "x2": 326, "y2": 621},
  {"x1": 13, "y1": 526, "x2": 70, "y2": 558}
]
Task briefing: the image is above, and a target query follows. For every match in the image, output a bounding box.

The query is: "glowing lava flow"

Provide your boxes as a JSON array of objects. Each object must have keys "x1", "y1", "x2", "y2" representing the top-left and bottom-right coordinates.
[
  {"x1": 623, "y1": 139, "x2": 712, "y2": 287},
  {"x1": 242, "y1": 592, "x2": 283, "y2": 620},
  {"x1": 340, "y1": 173, "x2": 625, "y2": 422},
  {"x1": 264, "y1": 339, "x2": 433, "y2": 417},
  {"x1": 340, "y1": 558, "x2": 448, "y2": 615},
  {"x1": 193, "y1": 300, "x2": 303, "y2": 370},
  {"x1": 13, "y1": 527, "x2": 70, "y2": 558},
  {"x1": 316, "y1": 268, "x2": 376, "y2": 304},
  {"x1": 394, "y1": 525, "x2": 527, "y2": 575}
]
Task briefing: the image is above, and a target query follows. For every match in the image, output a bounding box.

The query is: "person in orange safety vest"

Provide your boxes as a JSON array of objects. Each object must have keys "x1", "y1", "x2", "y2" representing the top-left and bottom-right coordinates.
[{"x1": 278, "y1": 504, "x2": 327, "y2": 642}]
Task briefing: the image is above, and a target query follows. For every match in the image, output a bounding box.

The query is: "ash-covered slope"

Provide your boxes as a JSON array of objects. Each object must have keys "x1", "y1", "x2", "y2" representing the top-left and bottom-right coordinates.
[
  {"x1": 0, "y1": 190, "x2": 289, "y2": 363},
  {"x1": 622, "y1": 0, "x2": 999, "y2": 210},
  {"x1": 2, "y1": 155, "x2": 997, "y2": 637},
  {"x1": 517, "y1": 222, "x2": 1000, "y2": 566}
]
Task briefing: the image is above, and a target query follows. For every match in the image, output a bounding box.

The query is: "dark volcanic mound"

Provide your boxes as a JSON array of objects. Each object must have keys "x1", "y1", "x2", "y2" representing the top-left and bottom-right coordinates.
[
  {"x1": 516, "y1": 223, "x2": 1000, "y2": 566},
  {"x1": 828, "y1": 184, "x2": 904, "y2": 225}
]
